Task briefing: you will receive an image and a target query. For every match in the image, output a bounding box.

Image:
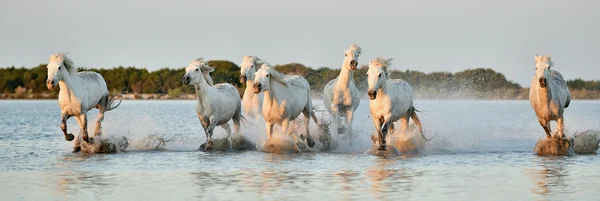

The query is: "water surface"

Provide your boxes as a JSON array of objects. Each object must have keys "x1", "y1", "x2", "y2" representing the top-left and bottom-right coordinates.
[{"x1": 1, "y1": 100, "x2": 599, "y2": 201}]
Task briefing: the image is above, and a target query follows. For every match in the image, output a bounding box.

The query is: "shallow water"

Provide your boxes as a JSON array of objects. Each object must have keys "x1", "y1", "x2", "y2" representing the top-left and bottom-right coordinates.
[{"x1": 1, "y1": 100, "x2": 599, "y2": 201}]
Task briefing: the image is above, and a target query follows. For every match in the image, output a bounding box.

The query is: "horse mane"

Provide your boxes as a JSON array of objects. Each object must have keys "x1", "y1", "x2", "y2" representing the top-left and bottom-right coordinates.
[
  {"x1": 244, "y1": 55, "x2": 264, "y2": 71},
  {"x1": 261, "y1": 63, "x2": 289, "y2": 87},
  {"x1": 49, "y1": 53, "x2": 77, "y2": 74},
  {"x1": 192, "y1": 58, "x2": 214, "y2": 86},
  {"x1": 347, "y1": 44, "x2": 362, "y2": 55},
  {"x1": 370, "y1": 57, "x2": 394, "y2": 78}
]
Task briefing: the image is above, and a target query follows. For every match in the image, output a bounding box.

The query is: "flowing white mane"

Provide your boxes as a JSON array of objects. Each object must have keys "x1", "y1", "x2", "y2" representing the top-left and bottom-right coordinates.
[
  {"x1": 261, "y1": 63, "x2": 289, "y2": 87},
  {"x1": 191, "y1": 57, "x2": 214, "y2": 86},
  {"x1": 347, "y1": 44, "x2": 362, "y2": 55},
  {"x1": 370, "y1": 57, "x2": 394, "y2": 78},
  {"x1": 49, "y1": 53, "x2": 77, "y2": 74}
]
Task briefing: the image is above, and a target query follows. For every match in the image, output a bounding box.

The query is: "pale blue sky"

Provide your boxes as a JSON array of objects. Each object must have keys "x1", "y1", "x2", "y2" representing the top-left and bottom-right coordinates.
[{"x1": 0, "y1": 0, "x2": 598, "y2": 86}]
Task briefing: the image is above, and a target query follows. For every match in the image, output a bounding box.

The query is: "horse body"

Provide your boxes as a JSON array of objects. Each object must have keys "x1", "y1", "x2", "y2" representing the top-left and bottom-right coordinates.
[
  {"x1": 529, "y1": 54, "x2": 571, "y2": 138},
  {"x1": 46, "y1": 53, "x2": 121, "y2": 152},
  {"x1": 366, "y1": 58, "x2": 425, "y2": 151},
  {"x1": 183, "y1": 58, "x2": 242, "y2": 151},
  {"x1": 253, "y1": 64, "x2": 316, "y2": 148},
  {"x1": 323, "y1": 44, "x2": 362, "y2": 145},
  {"x1": 239, "y1": 56, "x2": 265, "y2": 120}
]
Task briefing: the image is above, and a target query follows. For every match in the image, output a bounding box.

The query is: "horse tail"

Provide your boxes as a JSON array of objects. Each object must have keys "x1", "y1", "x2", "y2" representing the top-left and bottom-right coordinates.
[
  {"x1": 411, "y1": 106, "x2": 433, "y2": 141},
  {"x1": 106, "y1": 87, "x2": 127, "y2": 112}
]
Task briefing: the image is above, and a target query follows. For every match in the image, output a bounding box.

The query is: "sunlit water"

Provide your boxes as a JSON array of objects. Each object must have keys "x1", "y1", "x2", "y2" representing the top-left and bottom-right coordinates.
[{"x1": 1, "y1": 100, "x2": 599, "y2": 201}]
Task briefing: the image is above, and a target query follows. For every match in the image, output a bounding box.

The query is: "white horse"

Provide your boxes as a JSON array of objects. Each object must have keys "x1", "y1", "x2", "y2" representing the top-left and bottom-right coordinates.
[
  {"x1": 323, "y1": 44, "x2": 362, "y2": 145},
  {"x1": 529, "y1": 54, "x2": 571, "y2": 139},
  {"x1": 239, "y1": 55, "x2": 265, "y2": 121},
  {"x1": 253, "y1": 63, "x2": 317, "y2": 148},
  {"x1": 46, "y1": 53, "x2": 121, "y2": 153},
  {"x1": 182, "y1": 58, "x2": 243, "y2": 151},
  {"x1": 366, "y1": 58, "x2": 426, "y2": 151}
]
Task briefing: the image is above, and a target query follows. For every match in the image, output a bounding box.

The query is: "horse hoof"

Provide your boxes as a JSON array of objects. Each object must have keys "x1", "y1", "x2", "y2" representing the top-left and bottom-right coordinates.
[
  {"x1": 205, "y1": 146, "x2": 213, "y2": 152},
  {"x1": 378, "y1": 146, "x2": 387, "y2": 151},
  {"x1": 87, "y1": 137, "x2": 95, "y2": 144},
  {"x1": 65, "y1": 133, "x2": 75, "y2": 141},
  {"x1": 307, "y1": 137, "x2": 315, "y2": 148},
  {"x1": 72, "y1": 147, "x2": 81, "y2": 153}
]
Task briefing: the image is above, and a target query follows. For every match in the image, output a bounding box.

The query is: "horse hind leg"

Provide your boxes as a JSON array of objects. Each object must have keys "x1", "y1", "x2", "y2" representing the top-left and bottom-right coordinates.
[
  {"x1": 303, "y1": 107, "x2": 316, "y2": 148},
  {"x1": 221, "y1": 123, "x2": 232, "y2": 139},
  {"x1": 94, "y1": 95, "x2": 108, "y2": 137},
  {"x1": 557, "y1": 117, "x2": 565, "y2": 139}
]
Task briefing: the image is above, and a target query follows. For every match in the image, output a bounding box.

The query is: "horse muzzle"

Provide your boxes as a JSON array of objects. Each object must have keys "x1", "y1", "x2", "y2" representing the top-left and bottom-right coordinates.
[
  {"x1": 239, "y1": 75, "x2": 247, "y2": 84},
  {"x1": 182, "y1": 76, "x2": 191, "y2": 85},
  {"x1": 539, "y1": 77, "x2": 547, "y2": 88},
  {"x1": 46, "y1": 80, "x2": 55, "y2": 90},
  {"x1": 368, "y1": 90, "x2": 377, "y2": 100},
  {"x1": 253, "y1": 83, "x2": 262, "y2": 94},
  {"x1": 350, "y1": 60, "x2": 358, "y2": 70}
]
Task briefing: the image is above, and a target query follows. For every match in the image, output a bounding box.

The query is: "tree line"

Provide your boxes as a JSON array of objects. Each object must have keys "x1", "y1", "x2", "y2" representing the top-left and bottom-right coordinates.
[{"x1": 1, "y1": 61, "x2": 599, "y2": 99}]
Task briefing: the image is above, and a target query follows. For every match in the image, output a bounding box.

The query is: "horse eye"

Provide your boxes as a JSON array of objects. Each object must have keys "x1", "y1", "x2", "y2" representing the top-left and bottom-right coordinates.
[
  {"x1": 58, "y1": 67, "x2": 61, "y2": 70},
  {"x1": 344, "y1": 54, "x2": 347, "y2": 56},
  {"x1": 266, "y1": 74, "x2": 270, "y2": 77},
  {"x1": 357, "y1": 55, "x2": 359, "y2": 57},
  {"x1": 378, "y1": 74, "x2": 381, "y2": 77},
  {"x1": 195, "y1": 68, "x2": 199, "y2": 71},
  {"x1": 251, "y1": 65, "x2": 254, "y2": 68}
]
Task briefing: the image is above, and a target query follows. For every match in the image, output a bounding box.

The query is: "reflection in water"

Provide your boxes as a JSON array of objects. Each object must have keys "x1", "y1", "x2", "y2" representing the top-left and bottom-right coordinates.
[
  {"x1": 53, "y1": 171, "x2": 117, "y2": 200},
  {"x1": 527, "y1": 157, "x2": 570, "y2": 199},
  {"x1": 365, "y1": 158, "x2": 421, "y2": 200}
]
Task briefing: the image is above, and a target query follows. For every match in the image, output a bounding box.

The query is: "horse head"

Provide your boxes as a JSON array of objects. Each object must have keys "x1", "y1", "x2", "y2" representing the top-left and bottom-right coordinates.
[
  {"x1": 534, "y1": 54, "x2": 553, "y2": 88},
  {"x1": 46, "y1": 53, "x2": 74, "y2": 90},
  {"x1": 182, "y1": 58, "x2": 214, "y2": 86},
  {"x1": 367, "y1": 57, "x2": 393, "y2": 100},
  {"x1": 240, "y1": 55, "x2": 264, "y2": 84},
  {"x1": 343, "y1": 44, "x2": 362, "y2": 70}
]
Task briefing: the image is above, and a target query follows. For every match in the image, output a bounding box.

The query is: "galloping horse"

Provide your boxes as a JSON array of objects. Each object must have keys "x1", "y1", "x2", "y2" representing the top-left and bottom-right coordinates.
[
  {"x1": 529, "y1": 54, "x2": 571, "y2": 139},
  {"x1": 46, "y1": 53, "x2": 121, "y2": 152},
  {"x1": 182, "y1": 58, "x2": 243, "y2": 151},
  {"x1": 253, "y1": 63, "x2": 317, "y2": 148},
  {"x1": 323, "y1": 44, "x2": 362, "y2": 146},
  {"x1": 366, "y1": 58, "x2": 426, "y2": 151},
  {"x1": 239, "y1": 55, "x2": 265, "y2": 121}
]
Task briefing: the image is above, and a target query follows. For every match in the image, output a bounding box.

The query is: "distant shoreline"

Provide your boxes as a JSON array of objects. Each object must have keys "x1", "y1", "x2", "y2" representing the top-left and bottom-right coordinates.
[{"x1": 3, "y1": 88, "x2": 600, "y2": 100}]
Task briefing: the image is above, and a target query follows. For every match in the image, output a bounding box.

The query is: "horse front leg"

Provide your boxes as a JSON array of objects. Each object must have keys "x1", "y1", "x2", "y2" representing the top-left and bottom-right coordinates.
[
  {"x1": 345, "y1": 109, "x2": 354, "y2": 147},
  {"x1": 538, "y1": 119, "x2": 552, "y2": 139},
  {"x1": 379, "y1": 114, "x2": 393, "y2": 151},
  {"x1": 372, "y1": 117, "x2": 384, "y2": 150},
  {"x1": 556, "y1": 117, "x2": 565, "y2": 139},
  {"x1": 60, "y1": 113, "x2": 74, "y2": 141}
]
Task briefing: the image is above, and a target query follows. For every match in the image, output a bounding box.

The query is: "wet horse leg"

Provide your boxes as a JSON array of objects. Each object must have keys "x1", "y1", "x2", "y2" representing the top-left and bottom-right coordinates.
[
  {"x1": 60, "y1": 113, "x2": 74, "y2": 141},
  {"x1": 557, "y1": 117, "x2": 565, "y2": 139},
  {"x1": 539, "y1": 119, "x2": 552, "y2": 138},
  {"x1": 94, "y1": 97, "x2": 107, "y2": 137}
]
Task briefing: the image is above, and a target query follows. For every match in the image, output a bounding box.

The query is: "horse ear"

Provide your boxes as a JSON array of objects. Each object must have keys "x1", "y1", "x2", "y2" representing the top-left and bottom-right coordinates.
[{"x1": 546, "y1": 53, "x2": 551, "y2": 59}]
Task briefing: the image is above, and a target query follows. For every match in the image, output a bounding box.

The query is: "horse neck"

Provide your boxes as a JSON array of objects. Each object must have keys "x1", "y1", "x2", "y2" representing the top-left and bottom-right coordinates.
[
  {"x1": 58, "y1": 72, "x2": 78, "y2": 96},
  {"x1": 194, "y1": 79, "x2": 212, "y2": 106},
  {"x1": 263, "y1": 78, "x2": 287, "y2": 105},
  {"x1": 336, "y1": 67, "x2": 353, "y2": 86},
  {"x1": 378, "y1": 79, "x2": 389, "y2": 95},
  {"x1": 243, "y1": 79, "x2": 256, "y2": 98}
]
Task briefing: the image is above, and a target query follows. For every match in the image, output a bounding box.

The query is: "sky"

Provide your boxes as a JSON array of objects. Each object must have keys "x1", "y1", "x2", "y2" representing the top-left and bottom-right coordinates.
[{"x1": 0, "y1": 0, "x2": 598, "y2": 86}]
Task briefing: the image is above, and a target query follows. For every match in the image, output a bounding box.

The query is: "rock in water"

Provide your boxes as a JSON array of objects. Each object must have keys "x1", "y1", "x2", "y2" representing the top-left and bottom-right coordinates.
[
  {"x1": 199, "y1": 138, "x2": 231, "y2": 152},
  {"x1": 534, "y1": 136, "x2": 573, "y2": 156},
  {"x1": 81, "y1": 136, "x2": 129, "y2": 154},
  {"x1": 261, "y1": 137, "x2": 307, "y2": 154},
  {"x1": 572, "y1": 130, "x2": 600, "y2": 155},
  {"x1": 229, "y1": 133, "x2": 256, "y2": 151}
]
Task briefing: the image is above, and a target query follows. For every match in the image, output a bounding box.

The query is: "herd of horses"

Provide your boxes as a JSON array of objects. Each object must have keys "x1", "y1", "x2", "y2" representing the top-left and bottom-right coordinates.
[{"x1": 44, "y1": 45, "x2": 571, "y2": 153}]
